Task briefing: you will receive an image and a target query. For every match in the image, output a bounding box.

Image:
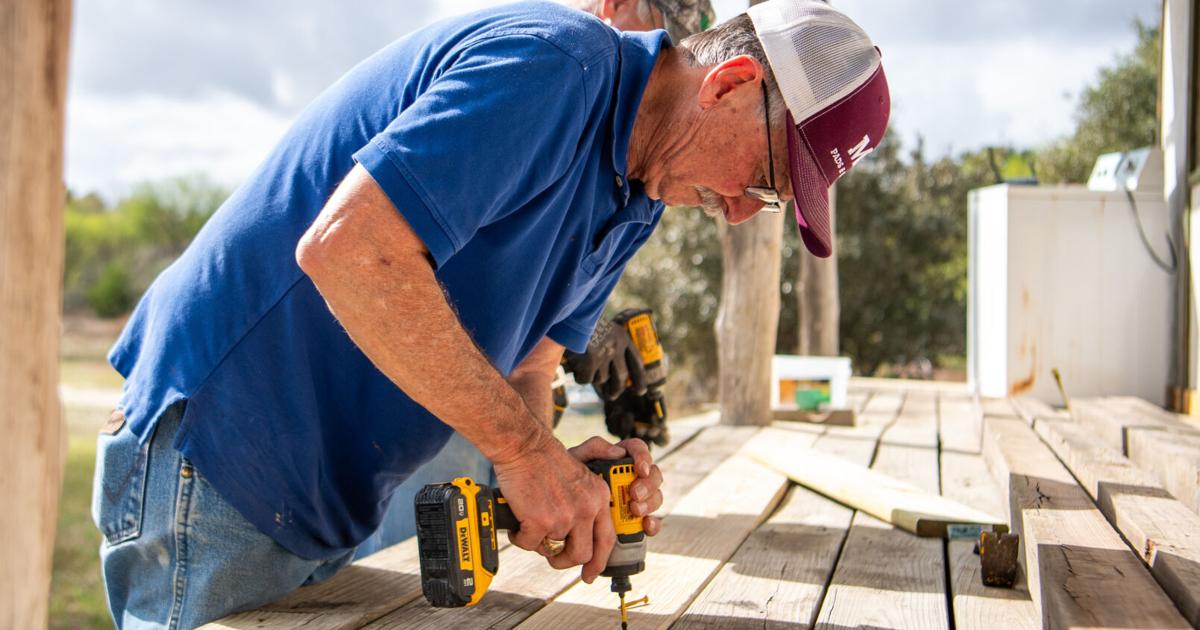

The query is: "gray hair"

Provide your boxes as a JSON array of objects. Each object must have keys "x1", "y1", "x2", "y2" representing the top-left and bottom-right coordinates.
[{"x1": 678, "y1": 14, "x2": 785, "y2": 123}]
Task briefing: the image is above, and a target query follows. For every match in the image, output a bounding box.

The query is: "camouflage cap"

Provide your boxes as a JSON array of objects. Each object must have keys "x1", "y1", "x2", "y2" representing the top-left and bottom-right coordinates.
[{"x1": 646, "y1": 0, "x2": 716, "y2": 43}]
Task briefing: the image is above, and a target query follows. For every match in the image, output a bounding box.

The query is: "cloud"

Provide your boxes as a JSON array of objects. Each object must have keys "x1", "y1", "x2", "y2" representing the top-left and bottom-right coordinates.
[
  {"x1": 66, "y1": 92, "x2": 292, "y2": 197},
  {"x1": 69, "y1": 0, "x2": 445, "y2": 113},
  {"x1": 65, "y1": 0, "x2": 1165, "y2": 195}
]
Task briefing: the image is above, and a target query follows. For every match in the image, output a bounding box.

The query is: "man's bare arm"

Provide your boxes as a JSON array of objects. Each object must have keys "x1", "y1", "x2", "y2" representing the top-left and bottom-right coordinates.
[
  {"x1": 297, "y1": 165, "x2": 545, "y2": 466},
  {"x1": 297, "y1": 164, "x2": 615, "y2": 579},
  {"x1": 508, "y1": 336, "x2": 565, "y2": 429}
]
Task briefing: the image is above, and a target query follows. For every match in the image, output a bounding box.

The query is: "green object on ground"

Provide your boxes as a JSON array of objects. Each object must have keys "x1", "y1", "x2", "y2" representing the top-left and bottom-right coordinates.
[{"x1": 794, "y1": 388, "x2": 829, "y2": 411}]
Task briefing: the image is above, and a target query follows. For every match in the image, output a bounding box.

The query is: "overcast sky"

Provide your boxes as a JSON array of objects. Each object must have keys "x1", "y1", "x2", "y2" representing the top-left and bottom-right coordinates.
[{"x1": 66, "y1": 0, "x2": 1159, "y2": 199}]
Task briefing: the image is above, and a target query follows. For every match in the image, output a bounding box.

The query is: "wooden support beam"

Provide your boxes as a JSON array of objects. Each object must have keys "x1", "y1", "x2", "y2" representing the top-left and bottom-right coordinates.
[
  {"x1": 209, "y1": 424, "x2": 758, "y2": 629},
  {"x1": 0, "y1": 2, "x2": 72, "y2": 628},
  {"x1": 813, "y1": 392, "x2": 950, "y2": 630},
  {"x1": 982, "y1": 415, "x2": 1190, "y2": 628},
  {"x1": 1072, "y1": 397, "x2": 1200, "y2": 514},
  {"x1": 716, "y1": 211, "x2": 783, "y2": 426},
  {"x1": 1031, "y1": 414, "x2": 1200, "y2": 626}
]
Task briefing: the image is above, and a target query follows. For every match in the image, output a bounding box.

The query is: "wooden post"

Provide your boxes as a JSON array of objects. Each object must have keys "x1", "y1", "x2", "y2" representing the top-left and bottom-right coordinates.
[
  {"x1": 0, "y1": 1, "x2": 72, "y2": 628},
  {"x1": 796, "y1": 187, "x2": 839, "y2": 356},
  {"x1": 716, "y1": 209, "x2": 783, "y2": 425}
]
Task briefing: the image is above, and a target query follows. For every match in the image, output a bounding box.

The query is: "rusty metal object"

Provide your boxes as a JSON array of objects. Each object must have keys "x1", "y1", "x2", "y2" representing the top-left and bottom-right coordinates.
[{"x1": 979, "y1": 530, "x2": 1020, "y2": 588}]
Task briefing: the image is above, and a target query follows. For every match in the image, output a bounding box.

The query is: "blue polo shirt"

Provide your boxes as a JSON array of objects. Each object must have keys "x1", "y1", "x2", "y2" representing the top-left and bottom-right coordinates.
[{"x1": 108, "y1": 2, "x2": 666, "y2": 559}]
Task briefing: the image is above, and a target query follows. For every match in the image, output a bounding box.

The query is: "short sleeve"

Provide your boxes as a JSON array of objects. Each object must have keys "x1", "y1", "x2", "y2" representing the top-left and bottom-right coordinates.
[
  {"x1": 548, "y1": 219, "x2": 660, "y2": 352},
  {"x1": 547, "y1": 272, "x2": 620, "y2": 352},
  {"x1": 354, "y1": 34, "x2": 589, "y2": 267}
]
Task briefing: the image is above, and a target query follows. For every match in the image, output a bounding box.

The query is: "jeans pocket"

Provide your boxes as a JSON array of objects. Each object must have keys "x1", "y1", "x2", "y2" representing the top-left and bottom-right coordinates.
[{"x1": 92, "y1": 412, "x2": 151, "y2": 546}]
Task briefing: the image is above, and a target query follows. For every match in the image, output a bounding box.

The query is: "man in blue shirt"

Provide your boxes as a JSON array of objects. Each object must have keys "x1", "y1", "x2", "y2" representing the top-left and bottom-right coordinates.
[
  {"x1": 94, "y1": 1, "x2": 889, "y2": 626},
  {"x1": 352, "y1": 0, "x2": 717, "y2": 561}
]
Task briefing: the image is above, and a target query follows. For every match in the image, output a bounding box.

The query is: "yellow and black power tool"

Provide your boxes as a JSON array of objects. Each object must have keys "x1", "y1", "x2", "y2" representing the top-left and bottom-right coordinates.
[
  {"x1": 554, "y1": 308, "x2": 669, "y2": 448},
  {"x1": 414, "y1": 457, "x2": 647, "y2": 623}
]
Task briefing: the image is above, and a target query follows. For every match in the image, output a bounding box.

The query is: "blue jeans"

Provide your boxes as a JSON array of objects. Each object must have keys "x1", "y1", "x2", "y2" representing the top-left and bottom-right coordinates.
[
  {"x1": 92, "y1": 402, "x2": 356, "y2": 629},
  {"x1": 354, "y1": 431, "x2": 493, "y2": 558}
]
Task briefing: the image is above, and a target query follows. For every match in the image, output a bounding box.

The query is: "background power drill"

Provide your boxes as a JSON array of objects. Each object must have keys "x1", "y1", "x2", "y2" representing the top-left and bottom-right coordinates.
[
  {"x1": 414, "y1": 458, "x2": 646, "y2": 619},
  {"x1": 557, "y1": 308, "x2": 669, "y2": 447}
]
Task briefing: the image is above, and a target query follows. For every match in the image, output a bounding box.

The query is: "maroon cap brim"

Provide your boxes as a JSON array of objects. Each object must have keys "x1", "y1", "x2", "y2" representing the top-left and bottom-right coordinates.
[{"x1": 785, "y1": 110, "x2": 833, "y2": 258}]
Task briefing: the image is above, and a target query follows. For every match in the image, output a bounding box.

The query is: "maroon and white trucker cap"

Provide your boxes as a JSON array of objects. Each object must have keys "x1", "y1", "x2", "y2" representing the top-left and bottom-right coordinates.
[{"x1": 748, "y1": 0, "x2": 891, "y2": 258}]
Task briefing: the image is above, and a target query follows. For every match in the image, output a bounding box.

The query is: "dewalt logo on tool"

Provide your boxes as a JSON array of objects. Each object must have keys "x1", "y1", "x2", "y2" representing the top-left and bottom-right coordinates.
[{"x1": 456, "y1": 518, "x2": 472, "y2": 569}]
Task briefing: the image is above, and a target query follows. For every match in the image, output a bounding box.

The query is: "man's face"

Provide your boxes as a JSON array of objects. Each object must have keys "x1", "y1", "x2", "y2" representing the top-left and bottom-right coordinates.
[{"x1": 649, "y1": 66, "x2": 793, "y2": 225}]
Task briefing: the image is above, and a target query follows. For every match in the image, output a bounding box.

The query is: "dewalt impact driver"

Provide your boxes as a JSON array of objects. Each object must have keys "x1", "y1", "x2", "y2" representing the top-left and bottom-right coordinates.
[{"x1": 415, "y1": 458, "x2": 647, "y2": 623}]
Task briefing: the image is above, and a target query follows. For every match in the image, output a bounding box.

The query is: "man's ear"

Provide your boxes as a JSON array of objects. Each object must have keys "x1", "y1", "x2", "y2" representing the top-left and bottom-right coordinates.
[{"x1": 697, "y1": 55, "x2": 763, "y2": 109}]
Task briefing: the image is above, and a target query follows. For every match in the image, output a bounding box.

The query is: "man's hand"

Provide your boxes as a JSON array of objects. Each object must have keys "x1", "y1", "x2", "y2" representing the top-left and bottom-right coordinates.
[
  {"x1": 494, "y1": 433, "x2": 615, "y2": 583},
  {"x1": 604, "y1": 390, "x2": 670, "y2": 447},
  {"x1": 497, "y1": 435, "x2": 664, "y2": 583},
  {"x1": 563, "y1": 318, "x2": 647, "y2": 401}
]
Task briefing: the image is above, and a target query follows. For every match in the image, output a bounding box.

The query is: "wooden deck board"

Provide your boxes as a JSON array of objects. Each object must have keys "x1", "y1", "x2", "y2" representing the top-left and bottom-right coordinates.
[
  {"x1": 982, "y1": 415, "x2": 1191, "y2": 628},
  {"x1": 513, "y1": 440, "x2": 790, "y2": 629},
  {"x1": 1071, "y1": 398, "x2": 1200, "y2": 515},
  {"x1": 362, "y1": 424, "x2": 763, "y2": 630},
  {"x1": 671, "y1": 388, "x2": 887, "y2": 629},
  {"x1": 813, "y1": 391, "x2": 950, "y2": 630},
  {"x1": 937, "y1": 396, "x2": 1038, "y2": 630},
  {"x1": 208, "y1": 416, "x2": 743, "y2": 630},
  {"x1": 1029, "y1": 410, "x2": 1200, "y2": 625},
  {"x1": 212, "y1": 383, "x2": 1178, "y2": 630}
]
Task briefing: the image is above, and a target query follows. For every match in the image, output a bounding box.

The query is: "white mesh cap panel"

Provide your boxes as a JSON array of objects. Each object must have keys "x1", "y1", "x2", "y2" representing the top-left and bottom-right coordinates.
[{"x1": 748, "y1": 0, "x2": 880, "y2": 123}]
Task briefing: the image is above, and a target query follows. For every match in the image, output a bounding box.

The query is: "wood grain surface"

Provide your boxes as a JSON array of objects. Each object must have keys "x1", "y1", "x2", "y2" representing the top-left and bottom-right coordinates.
[
  {"x1": 0, "y1": 2, "x2": 72, "y2": 628},
  {"x1": 514, "y1": 448, "x2": 789, "y2": 629},
  {"x1": 983, "y1": 415, "x2": 1190, "y2": 628},
  {"x1": 938, "y1": 396, "x2": 1038, "y2": 630},
  {"x1": 1034, "y1": 415, "x2": 1200, "y2": 626},
  {"x1": 813, "y1": 392, "x2": 950, "y2": 630}
]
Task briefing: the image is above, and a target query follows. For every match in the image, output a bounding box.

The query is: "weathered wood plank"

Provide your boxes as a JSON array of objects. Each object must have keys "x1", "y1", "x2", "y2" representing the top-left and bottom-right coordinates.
[
  {"x1": 982, "y1": 415, "x2": 1190, "y2": 628},
  {"x1": 850, "y1": 377, "x2": 969, "y2": 395},
  {"x1": 1033, "y1": 415, "x2": 1200, "y2": 626},
  {"x1": 358, "y1": 425, "x2": 764, "y2": 630},
  {"x1": 672, "y1": 450, "x2": 850, "y2": 627},
  {"x1": 672, "y1": 390, "x2": 904, "y2": 628},
  {"x1": 938, "y1": 396, "x2": 1038, "y2": 630},
  {"x1": 1127, "y1": 429, "x2": 1200, "y2": 516},
  {"x1": 748, "y1": 438, "x2": 1002, "y2": 537},
  {"x1": 813, "y1": 392, "x2": 950, "y2": 630},
  {"x1": 211, "y1": 424, "x2": 756, "y2": 629},
  {"x1": 512, "y1": 442, "x2": 790, "y2": 629},
  {"x1": 0, "y1": 1, "x2": 72, "y2": 628},
  {"x1": 1072, "y1": 398, "x2": 1200, "y2": 515},
  {"x1": 362, "y1": 422, "x2": 774, "y2": 630}
]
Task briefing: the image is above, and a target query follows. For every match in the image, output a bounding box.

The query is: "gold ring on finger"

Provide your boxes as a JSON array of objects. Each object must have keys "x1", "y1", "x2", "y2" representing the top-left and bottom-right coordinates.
[{"x1": 541, "y1": 536, "x2": 566, "y2": 556}]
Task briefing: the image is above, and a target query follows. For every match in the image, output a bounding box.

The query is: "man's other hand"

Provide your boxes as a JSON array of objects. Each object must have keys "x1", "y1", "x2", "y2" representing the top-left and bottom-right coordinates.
[
  {"x1": 570, "y1": 437, "x2": 663, "y2": 537},
  {"x1": 562, "y1": 318, "x2": 647, "y2": 401}
]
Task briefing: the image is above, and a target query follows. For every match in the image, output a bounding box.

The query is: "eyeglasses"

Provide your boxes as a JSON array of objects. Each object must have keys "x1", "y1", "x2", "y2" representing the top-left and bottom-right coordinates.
[{"x1": 744, "y1": 80, "x2": 783, "y2": 213}]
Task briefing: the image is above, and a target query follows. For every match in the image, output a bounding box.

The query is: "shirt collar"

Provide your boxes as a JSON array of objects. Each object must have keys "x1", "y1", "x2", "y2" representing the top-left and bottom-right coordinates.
[{"x1": 611, "y1": 30, "x2": 669, "y2": 204}]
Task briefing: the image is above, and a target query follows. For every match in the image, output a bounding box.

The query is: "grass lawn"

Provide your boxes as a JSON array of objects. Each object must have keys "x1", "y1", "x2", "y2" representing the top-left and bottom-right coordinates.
[{"x1": 50, "y1": 434, "x2": 109, "y2": 630}]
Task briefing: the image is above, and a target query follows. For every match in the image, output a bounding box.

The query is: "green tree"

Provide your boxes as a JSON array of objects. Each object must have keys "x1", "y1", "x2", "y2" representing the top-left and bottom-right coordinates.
[
  {"x1": 63, "y1": 175, "x2": 228, "y2": 317},
  {"x1": 1038, "y1": 21, "x2": 1159, "y2": 183},
  {"x1": 609, "y1": 207, "x2": 722, "y2": 404}
]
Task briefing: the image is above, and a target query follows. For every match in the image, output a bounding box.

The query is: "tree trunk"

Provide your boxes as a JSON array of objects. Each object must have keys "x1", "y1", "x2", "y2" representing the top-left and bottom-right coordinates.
[
  {"x1": 716, "y1": 210, "x2": 783, "y2": 425},
  {"x1": 796, "y1": 185, "x2": 839, "y2": 356},
  {"x1": 0, "y1": 1, "x2": 71, "y2": 627}
]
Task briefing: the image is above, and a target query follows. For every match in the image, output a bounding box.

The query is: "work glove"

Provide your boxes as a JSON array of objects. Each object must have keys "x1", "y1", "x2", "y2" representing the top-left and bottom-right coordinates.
[
  {"x1": 562, "y1": 317, "x2": 647, "y2": 401},
  {"x1": 603, "y1": 389, "x2": 670, "y2": 447}
]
